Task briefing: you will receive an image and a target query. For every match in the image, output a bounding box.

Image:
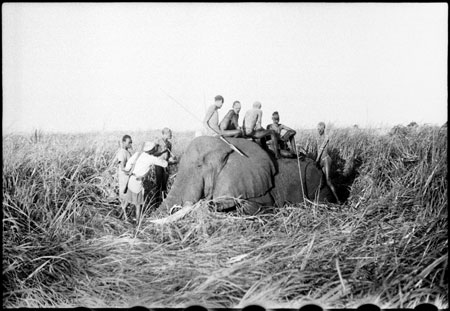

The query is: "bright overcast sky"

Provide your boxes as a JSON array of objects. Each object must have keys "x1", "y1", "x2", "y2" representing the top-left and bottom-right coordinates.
[{"x1": 2, "y1": 3, "x2": 448, "y2": 133}]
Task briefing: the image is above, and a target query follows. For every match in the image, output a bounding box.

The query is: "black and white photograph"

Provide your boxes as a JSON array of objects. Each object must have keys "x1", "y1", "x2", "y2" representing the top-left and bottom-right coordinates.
[{"x1": 2, "y1": 2, "x2": 448, "y2": 308}]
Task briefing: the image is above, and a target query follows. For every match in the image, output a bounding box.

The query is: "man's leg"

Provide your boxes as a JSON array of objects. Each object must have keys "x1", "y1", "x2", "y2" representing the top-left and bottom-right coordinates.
[
  {"x1": 161, "y1": 169, "x2": 169, "y2": 199},
  {"x1": 254, "y1": 129, "x2": 281, "y2": 158},
  {"x1": 321, "y1": 157, "x2": 341, "y2": 204},
  {"x1": 120, "y1": 200, "x2": 128, "y2": 220},
  {"x1": 288, "y1": 136, "x2": 298, "y2": 154},
  {"x1": 221, "y1": 129, "x2": 242, "y2": 137},
  {"x1": 135, "y1": 204, "x2": 142, "y2": 222},
  {"x1": 154, "y1": 165, "x2": 165, "y2": 205}
]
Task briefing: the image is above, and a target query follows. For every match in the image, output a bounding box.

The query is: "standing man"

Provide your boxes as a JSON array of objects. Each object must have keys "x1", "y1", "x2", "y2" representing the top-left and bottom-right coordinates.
[
  {"x1": 155, "y1": 127, "x2": 177, "y2": 205},
  {"x1": 116, "y1": 135, "x2": 133, "y2": 218},
  {"x1": 316, "y1": 122, "x2": 341, "y2": 204},
  {"x1": 203, "y1": 95, "x2": 241, "y2": 137},
  {"x1": 219, "y1": 100, "x2": 242, "y2": 132},
  {"x1": 123, "y1": 141, "x2": 168, "y2": 223},
  {"x1": 243, "y1": 101, "x2": 281, "y2": 159}
]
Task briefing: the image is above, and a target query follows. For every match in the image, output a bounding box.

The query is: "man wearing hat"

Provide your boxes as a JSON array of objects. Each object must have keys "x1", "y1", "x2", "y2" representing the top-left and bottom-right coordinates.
[{"x1": 122, "y1": 141, "x2": 168, "y2": 222}]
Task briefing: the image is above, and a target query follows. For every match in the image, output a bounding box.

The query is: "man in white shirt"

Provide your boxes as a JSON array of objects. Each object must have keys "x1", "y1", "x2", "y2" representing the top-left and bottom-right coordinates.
[{"x1": 123, "y1": 141, "x2": 168, "y2": 222}]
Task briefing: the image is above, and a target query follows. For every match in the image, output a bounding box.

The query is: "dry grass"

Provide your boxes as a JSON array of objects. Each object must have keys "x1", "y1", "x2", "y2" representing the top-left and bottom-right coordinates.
[{"x1": 2, "y1": 126, "x2": 447, "y2": 308}]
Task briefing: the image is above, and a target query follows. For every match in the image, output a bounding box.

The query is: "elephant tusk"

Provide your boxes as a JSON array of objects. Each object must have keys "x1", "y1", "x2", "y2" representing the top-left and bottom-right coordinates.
[{"x1": 149, "y1": 203, "x2": 196, "y2": 225}]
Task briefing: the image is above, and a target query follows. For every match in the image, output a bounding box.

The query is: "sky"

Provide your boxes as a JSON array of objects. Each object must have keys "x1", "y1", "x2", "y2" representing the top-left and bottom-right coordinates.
[{"x1": 2, "y1": 3, "x2": 448, "y2": 133}]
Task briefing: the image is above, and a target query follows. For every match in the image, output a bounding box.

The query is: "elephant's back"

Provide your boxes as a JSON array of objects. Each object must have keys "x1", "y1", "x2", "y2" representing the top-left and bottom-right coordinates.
[{"x1": 272, "y1": 158, "x2": 328, "y2": 205}]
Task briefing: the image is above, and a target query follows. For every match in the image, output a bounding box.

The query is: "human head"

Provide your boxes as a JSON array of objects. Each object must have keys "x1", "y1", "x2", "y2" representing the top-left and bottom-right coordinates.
[
  {"x1": 407, "y1": 121, "x2": 418, "y2": 128},
  {"x1": 122, "y1": 135, "x2": 132, "y2": 149},
  {"x1": 317, "y1": 122, "x2": 326, "y2": 135},
  {"x1": 232, "y1": 101, "x2": 241, "y2": 114},
  {"x1": 162, "y1": 127, "x2": 172, "y2": 140},
  {"x1": 272, "y1": 111, "x2": 280, "y2": 124},
  {"x1": 253, "y1": 101, "x2": 262, "y2": 109},
  {"x1": 143, "y1": 141, "x2": 158, "y2": 154},
  {"x1": 214, "y1": 95, "x2": 224, "y2": 108}
]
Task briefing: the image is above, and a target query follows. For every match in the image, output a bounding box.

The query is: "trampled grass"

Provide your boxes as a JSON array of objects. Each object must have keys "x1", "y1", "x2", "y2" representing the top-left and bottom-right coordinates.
[{"x1": 2, "y1": 126, "x2": 447, "y2": 308}]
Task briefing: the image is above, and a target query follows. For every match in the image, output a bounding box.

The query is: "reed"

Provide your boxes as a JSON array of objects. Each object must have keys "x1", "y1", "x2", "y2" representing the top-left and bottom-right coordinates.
[{"x1": 2, "y1": 126, "x2": 447, "y2": 308}]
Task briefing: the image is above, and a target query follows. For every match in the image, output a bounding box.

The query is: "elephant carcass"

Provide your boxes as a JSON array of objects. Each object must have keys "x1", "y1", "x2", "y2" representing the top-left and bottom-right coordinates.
[
  {"x1": 160, "y1": 136, "x2": 277, "y2": 214},
  {"x1": 159, "y1": 136, "x2": 334, "y2": 215}
]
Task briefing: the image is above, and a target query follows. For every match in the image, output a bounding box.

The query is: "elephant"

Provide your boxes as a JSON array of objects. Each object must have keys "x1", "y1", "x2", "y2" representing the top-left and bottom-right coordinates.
[{"x1": 158, "y1": 136, "x2": 336, "y2": 215}]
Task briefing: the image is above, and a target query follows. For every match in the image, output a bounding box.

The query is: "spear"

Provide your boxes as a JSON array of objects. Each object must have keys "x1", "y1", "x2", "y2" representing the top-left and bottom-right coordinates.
[{"x1": 160, "y1": 89, "x2": 248, "y2": 158}]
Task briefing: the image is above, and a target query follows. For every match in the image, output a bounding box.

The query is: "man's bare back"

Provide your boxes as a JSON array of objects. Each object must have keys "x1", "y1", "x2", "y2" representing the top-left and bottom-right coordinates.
[
  {"x1": 243, "y1": 102, "x2": 263, "y2": 135},
  {"x1": 204, "y1": 104, "x2": 220, "y2": 136}
]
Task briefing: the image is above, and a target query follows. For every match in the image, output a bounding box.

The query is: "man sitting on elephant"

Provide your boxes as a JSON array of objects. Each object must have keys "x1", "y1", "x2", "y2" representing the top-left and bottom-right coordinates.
[
  {"x1": 203, "y1": 95, "x2": 241, "y2": 137},
  {"x1": 219, "y1": 100, "x2": 241, "y2": 132},
  {"x1": 266, "y1": 111, "x2": 297, "y2": 158},
  {"x1": 243, "y1": 101, "x2": 281, "y2": 159}
]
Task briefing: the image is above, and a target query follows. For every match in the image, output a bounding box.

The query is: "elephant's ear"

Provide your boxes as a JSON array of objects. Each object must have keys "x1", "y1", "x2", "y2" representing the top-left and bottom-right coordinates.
[
  {"x1": 213, "y1": 141, "x2": 277, "y2": 199},
  {"x1": 203, "y1": 148, "x2": 233, "y2": 199}
]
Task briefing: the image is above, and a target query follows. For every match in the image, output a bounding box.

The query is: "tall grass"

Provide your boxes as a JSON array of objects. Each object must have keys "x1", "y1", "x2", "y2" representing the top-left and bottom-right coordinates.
[{"x1": 2, "y1": 126, "x2": 447, "y2": 308}]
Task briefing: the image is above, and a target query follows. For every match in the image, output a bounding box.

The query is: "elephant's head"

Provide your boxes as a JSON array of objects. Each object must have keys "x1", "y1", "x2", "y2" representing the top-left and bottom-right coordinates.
[{"x1": 159, "y1": 136, "x2": 276, "y2": 212}]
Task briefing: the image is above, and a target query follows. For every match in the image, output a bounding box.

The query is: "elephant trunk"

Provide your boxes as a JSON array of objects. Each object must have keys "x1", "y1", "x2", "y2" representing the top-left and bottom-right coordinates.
[{"x1": 158, "y1": 167, "x2": 204, "y2": 212}]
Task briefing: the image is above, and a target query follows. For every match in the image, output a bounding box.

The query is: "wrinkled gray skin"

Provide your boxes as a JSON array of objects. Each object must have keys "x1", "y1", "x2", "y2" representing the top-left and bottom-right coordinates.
[{"x1": 159, "y1": 136, "x2": 334, "y2": 215}]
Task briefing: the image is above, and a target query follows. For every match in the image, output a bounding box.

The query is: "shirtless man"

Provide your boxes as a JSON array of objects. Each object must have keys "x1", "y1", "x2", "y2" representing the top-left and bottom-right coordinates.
[
  {"x1": 203, "y1": 95, "x2": 241, "y2": 137},
  {"x1": 316, "y1": 122, "x2": 341, "y2": 204},
  {"x1": 267, "y1": 111, "x2": 297, "y2": 157},
  {"x1": 116, "y1": 135, "x2": 133, "y2": 219},
  {"x1": 219, "y1": 101, "x2": 241, "y2": 132},
  {"x1": 243, "y1": 101, "x2": 281, "y2": 159}
]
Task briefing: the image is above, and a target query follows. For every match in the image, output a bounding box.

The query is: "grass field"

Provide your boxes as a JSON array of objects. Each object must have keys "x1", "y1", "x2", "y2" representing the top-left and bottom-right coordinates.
[{"x1": 2, "y1": 126, "x2": 448, "y2": 308}]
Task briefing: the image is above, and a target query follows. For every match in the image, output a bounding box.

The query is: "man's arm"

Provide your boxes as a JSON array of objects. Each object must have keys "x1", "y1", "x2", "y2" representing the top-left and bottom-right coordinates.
[
  {"x1": 280, "y1": 124, "x2": 297, "y2": 138},
  {"x1": 316, "y1": 136, "x2": 329, "y2": 162},
  {"x1": 280, "y1": 124, "x2": 294, "y2": 131},
  {"x1": 203, "y1": 105, "x2": 216, "y2": 129},
  {"x1": 124, "y1": 153, "x2": 138, "y2": 174},
  {"x1": 134, "y1": 157, "x2": 168, "y2": 181},
  {"x1": 119, "y1": 160, "x2": 129, "y2": 173},
  {"x1": 219, "y1": 110, "x2": 234, "y2": 130},
  {"x1": 255, "y1": 110, "x2": 263, "y2": 130},
  {"x1": 117, "y1": 150, "x2": 126, "y2": 171}
]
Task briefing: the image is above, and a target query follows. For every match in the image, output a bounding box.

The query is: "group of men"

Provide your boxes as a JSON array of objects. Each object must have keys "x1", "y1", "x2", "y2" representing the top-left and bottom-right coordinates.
[
  {"x1": 203, "y1": 95, "x2": 340, "y2": 203},
  {"x1": 115, "y1": 128, "x2": 177, "y2": 222},
  {"x1": 203, "y1": 95, "x2": 298, "y2": 159},
  {"x1": 115, "y1": 95, "x2": 341, "y2": 222}
]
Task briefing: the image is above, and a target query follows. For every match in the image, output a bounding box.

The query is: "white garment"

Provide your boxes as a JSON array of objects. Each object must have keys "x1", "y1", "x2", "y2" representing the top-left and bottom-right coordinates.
[{"x1": 125, "y1": 152, "x2": 168, "y2": 193}]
